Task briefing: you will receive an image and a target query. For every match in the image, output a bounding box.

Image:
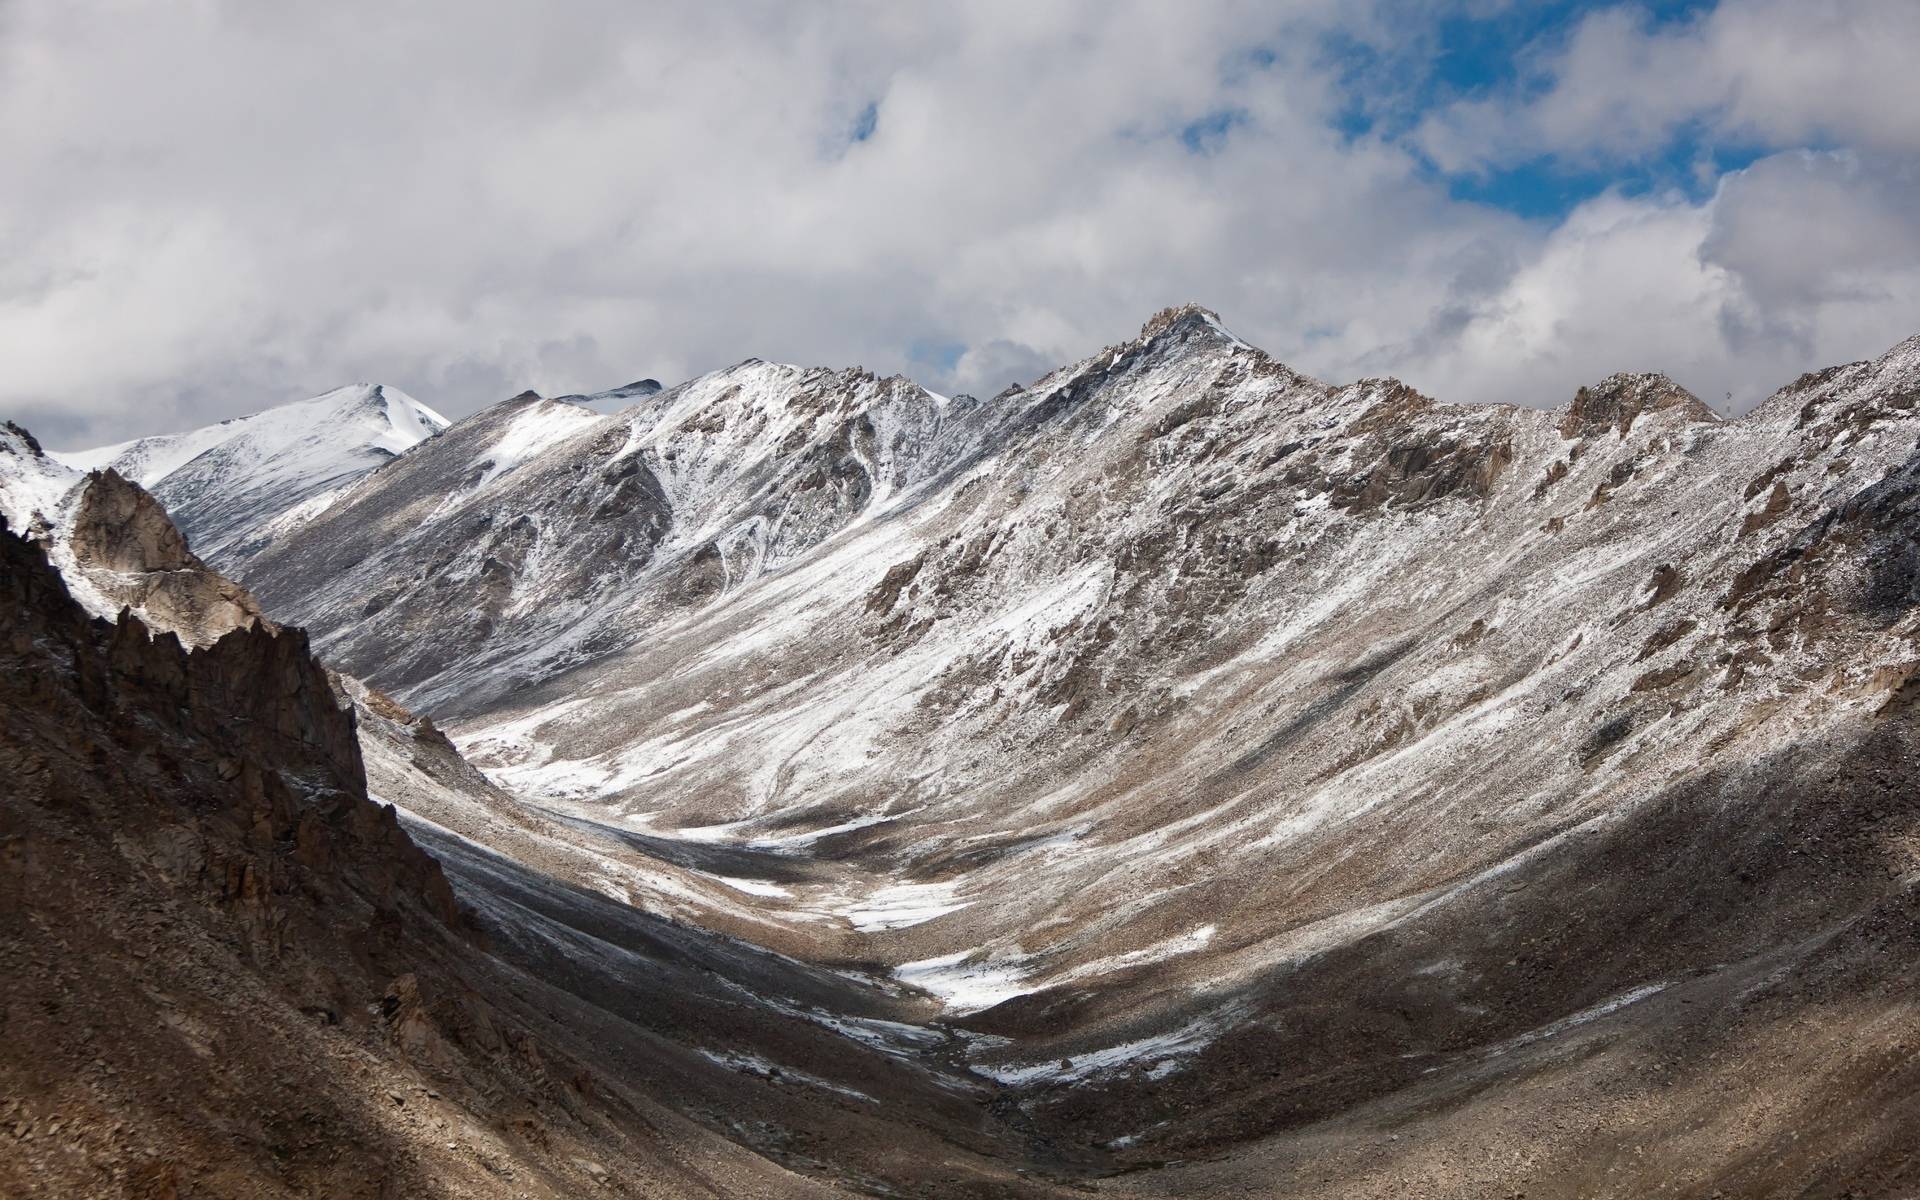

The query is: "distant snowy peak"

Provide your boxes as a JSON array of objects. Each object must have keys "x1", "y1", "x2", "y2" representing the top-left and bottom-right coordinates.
[
  {"x1": 54, "y1": 383, "x2": 451, "y2": 567},
  {"x1": 56, "y1": 383, "x2": 449, "y2": 486}
]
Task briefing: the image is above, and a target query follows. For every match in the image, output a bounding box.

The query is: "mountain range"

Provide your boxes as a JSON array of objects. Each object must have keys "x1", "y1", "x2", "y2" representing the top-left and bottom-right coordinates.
[{"x1": 4, "y1": 306, "x2": 1918, "y2": 1198}]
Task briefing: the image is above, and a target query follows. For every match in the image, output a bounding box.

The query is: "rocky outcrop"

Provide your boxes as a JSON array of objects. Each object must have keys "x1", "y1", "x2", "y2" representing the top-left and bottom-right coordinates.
[
  {"x1": 2, "y1": 428, "x2": 274, "y2": 646},
  {"x1": 1558, "y1": 370, "x2": 1719, "y2": 437},
  {"x1": 69, "y1": 467, "x2": 195, "y2": 571},
  {"x1": 1, "y1": 518, "x2": 473, "y2": 1194},
  {"x1": 1137, "y1": 301, "x2": 1235, "y2": 344},
  {"x1": 2, "y1": 419, "x2": 44, "y2": 457},
  {"x1": 65, "y1": 467, "x2": 271, "y2": 645},
  {"x1": 0, "y1": 515, "x2": 445, "y2": 913}
]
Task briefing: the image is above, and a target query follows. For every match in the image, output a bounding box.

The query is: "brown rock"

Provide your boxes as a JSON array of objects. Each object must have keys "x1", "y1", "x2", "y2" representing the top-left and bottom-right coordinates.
[
  {"x1": 68, "y1": 469, "x2": 194, "y2": 572},
  {"x1": 1559, "y1": 373, "x2": 1718, "y2": 439}
]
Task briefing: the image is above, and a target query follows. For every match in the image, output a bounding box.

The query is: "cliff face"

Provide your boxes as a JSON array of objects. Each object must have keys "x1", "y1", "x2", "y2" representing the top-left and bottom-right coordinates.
[
  {"x1": 0, "y1": 512, "x2": 455, "y2": 929},
  {"x1": 0, "y1": 516, "x2": 460, "y2": 1195},
  {"x1": 68, "y1": 466, "x2": 196, "y2": 572}
]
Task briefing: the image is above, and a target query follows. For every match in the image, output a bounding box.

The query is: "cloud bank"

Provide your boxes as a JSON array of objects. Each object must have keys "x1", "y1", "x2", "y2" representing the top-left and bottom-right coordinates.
[{"x1": 2, "y1": 0, "x2": 1916, "y2": 446}]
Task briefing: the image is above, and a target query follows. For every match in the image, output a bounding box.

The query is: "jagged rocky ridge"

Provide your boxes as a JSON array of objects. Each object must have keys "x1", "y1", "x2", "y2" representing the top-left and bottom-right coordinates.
[{"x1": 12, "y1": 307, "x2": 1920, "y2": 1196}]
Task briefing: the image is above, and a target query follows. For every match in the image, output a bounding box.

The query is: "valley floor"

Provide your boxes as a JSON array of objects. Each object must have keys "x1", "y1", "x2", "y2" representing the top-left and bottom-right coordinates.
[{"x1": 368, "y1": 704, "x2": 1920, "y2": 1199}]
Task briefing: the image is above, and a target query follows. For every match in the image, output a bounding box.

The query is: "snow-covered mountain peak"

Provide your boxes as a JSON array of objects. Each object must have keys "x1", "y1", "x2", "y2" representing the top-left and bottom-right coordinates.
[
  {"x1": 57, "y1": 383, "x2": 447, "y2": 485},
  {"x1": 345, "y1": 382, "x2": 449, "y2": 450},
  {"x1": 1136, "y1": 302, "x2": 1239, "y2": 345},
  {"x1": 52, "y1": 383, "x2": 450, "y2": 567}
]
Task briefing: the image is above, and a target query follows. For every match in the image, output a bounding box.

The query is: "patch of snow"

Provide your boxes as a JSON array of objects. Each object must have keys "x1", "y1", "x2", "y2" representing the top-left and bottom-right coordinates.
[
  {"x1": 976, "y1": 1009, "x2": 1235, "y2": 1086},
  {"x1": 841, "y1": 880, "x2": 970, "y2": 932},
  {"x1": 473, "y1": 401, "x2": 599, "y2": 489},
  {"x1": 709, "y1": 875, "x2": 795, "y2": 899},
  {"x1": 1486, "y1": 982, "x2": 1668, "y2": 1058},
  {"x1": 895, "y1": 950, "x2": 1036, "y2": 1015},
  {"x1": 0, "y1": 429, "x2": 83, "y2": 532},
  {"x1": 1052, "y1": 925, "x2": 1216, "y2": 986},
  {"x1": 804, "y1": 1012, "x2": 947, "y2": 1058},
  {"x1": 694, "y1": 1049, "x2": 875, "y2": 1104}
]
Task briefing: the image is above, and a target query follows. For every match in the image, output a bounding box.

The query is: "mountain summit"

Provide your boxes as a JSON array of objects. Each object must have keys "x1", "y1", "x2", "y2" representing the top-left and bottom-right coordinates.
[{"x1": 56, "y1": 383, "x2": 448, "y2": 563}]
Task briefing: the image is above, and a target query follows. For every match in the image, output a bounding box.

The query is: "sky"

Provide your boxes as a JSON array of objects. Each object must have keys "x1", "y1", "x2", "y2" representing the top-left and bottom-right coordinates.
[{"x1": 2, "y1": 1, "x2": 1917, "y2": 448}]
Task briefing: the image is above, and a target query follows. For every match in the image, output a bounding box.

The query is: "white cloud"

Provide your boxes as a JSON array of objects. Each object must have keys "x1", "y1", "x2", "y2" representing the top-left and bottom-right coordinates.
[
  {"x1": 1416, "y1": 0, "x2": 1920, "y2": 172},
  {"x1": 0, "y1": 1, "x2": 1915, "y2": 447},
  {"x1": 1399, "y1": 0, "x2": 1920, "y2": 408},
  {"x1": 1702, "y1": 151, "x2": 1920, "y2": 310},
  {"x1": 1385, "y1": 148, "x2": 1920, "y2": 411}
]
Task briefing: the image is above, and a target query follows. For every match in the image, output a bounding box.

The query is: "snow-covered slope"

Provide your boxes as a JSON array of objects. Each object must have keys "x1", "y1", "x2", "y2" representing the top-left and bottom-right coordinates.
[
  {"x1": 0, "y1": 420, "x2": 83, "y2": 537},
  {"x1": 56, "y1": 383, "x2": 448, "y2": 565},
  {"x1": 130, "y1": 311, "x2": 1920, "y2": 1194},
  {"x1": 233, "y1": 365, "x2": 995, "y2": 712}
]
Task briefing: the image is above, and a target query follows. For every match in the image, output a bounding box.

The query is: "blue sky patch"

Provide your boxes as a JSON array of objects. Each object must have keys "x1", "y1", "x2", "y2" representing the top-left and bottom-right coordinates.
[
  {"x1": 1181, "y1": 108, "x2": 1247, "y2": 155},
  {"x1": 1426, "y1": 0, "x2": 1715, "y2": 97},
  {"x1": 1442, "y1": 129, "x2": 1768, "y2": 219},
  {"x1": 1322, "y1": 1, "x2": 1740, "y2": 221},
  {"x1": 908, "y1": 339, "x2": 966, "y2": 374}
]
